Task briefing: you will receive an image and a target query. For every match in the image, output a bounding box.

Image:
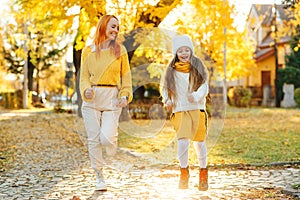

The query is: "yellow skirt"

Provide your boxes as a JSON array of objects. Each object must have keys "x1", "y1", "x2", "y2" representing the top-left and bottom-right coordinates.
[{"x1": 171, "y1": 110, "x2": 207, "y2": 141}]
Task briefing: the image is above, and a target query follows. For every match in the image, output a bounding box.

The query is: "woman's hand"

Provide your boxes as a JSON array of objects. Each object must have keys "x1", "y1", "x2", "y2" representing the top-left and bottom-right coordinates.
[
  {"x1": 84, "y1": 88, "x2": 94, "y2": 99},
  {"x1": 118, "y1": 97, "x2": 128, "y2": 108}
]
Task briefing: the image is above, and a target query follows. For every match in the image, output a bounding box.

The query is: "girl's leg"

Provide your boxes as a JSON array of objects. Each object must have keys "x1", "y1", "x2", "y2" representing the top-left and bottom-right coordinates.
[
  {"x1": 193, "y1": 141, "x2": 208, "y2": 191},
  {"x1": 193, "y1": 141, "x2": 207, "y2": 168},
  {"x1": 178, "y1": 138, "x2": 190, "y2": 189},
  {"x1": 178, "y1": 138, "x2": 190, "y2": 167}
]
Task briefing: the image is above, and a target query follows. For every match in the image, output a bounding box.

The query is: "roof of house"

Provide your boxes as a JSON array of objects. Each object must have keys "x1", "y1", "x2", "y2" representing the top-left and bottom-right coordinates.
[
  {"x1": 250, "y1": 4, "x2": 294, "y2": 27},
  {"x1": 255, "y1": 32, "x2": 290, "y2": 62},
  {"x1": 259, "y1": 31, "x2": 291, "y2": 49},
  {"x1": 254, "y1": 47, "x2": 274, "y2": 62},
  {"x1": 249, "y1": 4, "x2": 293, "y2": 62}
]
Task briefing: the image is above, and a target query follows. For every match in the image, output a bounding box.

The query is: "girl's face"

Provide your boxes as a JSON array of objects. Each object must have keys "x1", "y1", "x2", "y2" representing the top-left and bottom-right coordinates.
[
  {"x1": 176, "y1": 46, "x2": 191, "y2": 62},
  {"x1": 105, "y1": 18, "x2": 119, "y2": 41}
]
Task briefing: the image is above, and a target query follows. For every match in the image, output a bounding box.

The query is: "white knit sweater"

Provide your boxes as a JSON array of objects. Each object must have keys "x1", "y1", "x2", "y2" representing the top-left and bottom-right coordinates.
[{"x1": 162, "y1": 71, "x2": 208, "y2": 113}]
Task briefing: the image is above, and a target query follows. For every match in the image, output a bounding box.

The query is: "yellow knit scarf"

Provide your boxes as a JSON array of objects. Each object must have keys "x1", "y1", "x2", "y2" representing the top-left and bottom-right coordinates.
[{"x1": 174, "y1": 62, "x2": 191, "y2": 73}]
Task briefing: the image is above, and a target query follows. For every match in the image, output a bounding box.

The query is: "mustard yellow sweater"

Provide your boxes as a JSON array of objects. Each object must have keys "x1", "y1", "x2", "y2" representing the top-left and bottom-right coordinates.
[{"x1": 79, "y1": 44, "x2": 133, "y2": 102}]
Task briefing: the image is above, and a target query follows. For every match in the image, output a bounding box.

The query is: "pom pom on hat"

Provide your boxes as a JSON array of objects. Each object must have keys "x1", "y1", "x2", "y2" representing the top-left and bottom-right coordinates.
[{"x1": 172, "y1": 35, "x2": 194, "y2": 55}]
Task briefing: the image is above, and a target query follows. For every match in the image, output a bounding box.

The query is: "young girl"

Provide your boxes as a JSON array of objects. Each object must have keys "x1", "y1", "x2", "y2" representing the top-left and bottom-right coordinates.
[
  {"x1": 161, "y1": 35, "x2": 209, "y2": 191},
  {"x1": 80, "y1": 15, "x2": 132, "y2": 191}
]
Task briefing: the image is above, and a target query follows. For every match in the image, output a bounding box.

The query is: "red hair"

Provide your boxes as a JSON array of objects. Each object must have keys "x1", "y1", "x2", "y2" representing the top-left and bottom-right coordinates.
[{"x1": 94, "y1": 15, "x2": 121, "y2": 58}]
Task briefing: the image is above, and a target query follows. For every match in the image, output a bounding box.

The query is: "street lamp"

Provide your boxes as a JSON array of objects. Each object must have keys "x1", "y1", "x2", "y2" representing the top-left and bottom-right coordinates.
[
  {"x1": 272, "y1": 3, "x2": 280, "y2": 107},
  {"x1": 23, "y1": 22, "x2": 28, "y2": 109},
  {"x1": 223, "y1": 0, "x2": 227, "y2": 106}
]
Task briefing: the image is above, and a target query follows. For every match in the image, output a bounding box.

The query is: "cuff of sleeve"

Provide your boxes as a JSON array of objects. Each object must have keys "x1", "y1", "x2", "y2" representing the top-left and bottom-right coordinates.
[
  {"x1": 166, "y1": 99, "x2": 172, "y2": 105},
  {"x1": 192, "y1": 92, "x2": 198, "y2": 102},
  {"x1": 119, "y1": 91, "x2": 129, "y2": 98},
  {"x1": 119, "y1": 91, "x2": 133, "y2": 102}
]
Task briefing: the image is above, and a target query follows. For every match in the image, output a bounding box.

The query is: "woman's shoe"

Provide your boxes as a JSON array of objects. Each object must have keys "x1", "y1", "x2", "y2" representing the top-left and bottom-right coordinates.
[{"x1": 95, "y1": 170, "x2": 107, "y2": 191}]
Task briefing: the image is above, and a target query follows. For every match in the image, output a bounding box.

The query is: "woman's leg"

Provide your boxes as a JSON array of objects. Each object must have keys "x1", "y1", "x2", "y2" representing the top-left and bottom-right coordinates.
[
  {"x1": 82, "y1": 104, "x2": 104, "y2": 171},
  {"x1": 100, "y1": 108, "x2": 122, "y2": 155}
]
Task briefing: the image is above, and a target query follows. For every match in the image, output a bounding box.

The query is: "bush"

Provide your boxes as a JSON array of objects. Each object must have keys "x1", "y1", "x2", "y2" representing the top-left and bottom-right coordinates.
[
  {"x1": 294, "y1": 88, "x2": 300, "y2": 106},
  {"x1": 228, "y1": 86, "x2": 252, "y2": 107}
]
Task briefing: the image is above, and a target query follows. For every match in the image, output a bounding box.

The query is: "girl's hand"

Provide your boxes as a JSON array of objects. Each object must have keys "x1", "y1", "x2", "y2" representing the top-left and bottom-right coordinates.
[
  {"x1": 84, "y1": 88, "x2": 94, "y2": 99},
  {"x1": 187, "y1": 93, "x2": 194, "y2": 103},
  {"x1": 166, "y1": 100, "x2": 173, "y2": 110}
]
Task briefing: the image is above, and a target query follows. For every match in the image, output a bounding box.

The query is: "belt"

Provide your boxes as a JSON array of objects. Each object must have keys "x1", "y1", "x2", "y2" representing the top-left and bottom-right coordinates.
[{"x1": 92, "y1": 84, "x2": 117, "y2": 87}]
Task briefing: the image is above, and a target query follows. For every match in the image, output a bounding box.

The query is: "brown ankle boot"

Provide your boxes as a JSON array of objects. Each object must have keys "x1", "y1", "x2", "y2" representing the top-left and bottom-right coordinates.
[
  {"x1": 179, "y1": 167, "x2": 189, "y2": 189},
  {"x1": 198, "y1": 168, "x2": 208, "y2": 191}
]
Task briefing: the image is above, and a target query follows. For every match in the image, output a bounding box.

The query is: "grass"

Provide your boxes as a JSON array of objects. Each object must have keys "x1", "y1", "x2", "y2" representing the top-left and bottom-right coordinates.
[
  {"x1": 1, "y1": 106, "x2": 299, "y2": 167},
  {"x1": 118, "y1": 106, "x2": 300, "y2": 165}
]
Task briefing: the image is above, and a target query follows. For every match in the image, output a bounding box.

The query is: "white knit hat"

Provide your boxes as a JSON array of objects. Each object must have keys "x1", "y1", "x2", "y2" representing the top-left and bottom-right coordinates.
[{"x1": 172, "y1": 35, "x2": 194, "y2": 55}]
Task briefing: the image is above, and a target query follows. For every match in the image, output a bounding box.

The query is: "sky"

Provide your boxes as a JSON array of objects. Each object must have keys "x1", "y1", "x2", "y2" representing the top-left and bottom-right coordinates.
[{"x1": 0, "y1": 0, "x2": 9, "y2": 12}]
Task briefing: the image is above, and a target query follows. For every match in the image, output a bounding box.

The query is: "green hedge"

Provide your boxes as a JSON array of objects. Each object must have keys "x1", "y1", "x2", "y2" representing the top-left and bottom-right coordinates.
[{"x1": 294, "y1": 88, "x2": 300, "y2": 106}]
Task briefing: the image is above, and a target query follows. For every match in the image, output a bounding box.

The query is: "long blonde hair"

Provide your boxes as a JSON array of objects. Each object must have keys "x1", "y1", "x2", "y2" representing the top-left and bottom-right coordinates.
[
  {"x1": 163, "y1": 54, "x2": 208, "y2": 103},
  {"x1": 93, "y1": 15, "x2": 121, "y2": 58}
]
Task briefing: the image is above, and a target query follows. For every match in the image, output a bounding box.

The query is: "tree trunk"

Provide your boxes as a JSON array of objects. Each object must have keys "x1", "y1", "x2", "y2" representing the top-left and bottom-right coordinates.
[
  {"x1": 36, "y1": 68, "x2": 40, "y2": 97},
  {"x1": 73, "y1": 46, "x2": 82, "y2": 117},
  {"x1": 27, "y1": 54, "x2": 35, "y2": 92}
]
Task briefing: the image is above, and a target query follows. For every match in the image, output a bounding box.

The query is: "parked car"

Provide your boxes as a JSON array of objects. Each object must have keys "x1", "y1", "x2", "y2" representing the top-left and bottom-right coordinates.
[{"x1": 51, "y1": 95, "x2": 68, "y2": 102}]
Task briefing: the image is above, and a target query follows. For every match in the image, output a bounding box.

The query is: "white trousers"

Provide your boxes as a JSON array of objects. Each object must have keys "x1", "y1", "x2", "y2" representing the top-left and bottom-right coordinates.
[
  {"x1": 178, "y1": 138, "x2": 207, "y2": 168},
  {"x1": 82, "y1": 87, "x2": 122, "y2": 171}
]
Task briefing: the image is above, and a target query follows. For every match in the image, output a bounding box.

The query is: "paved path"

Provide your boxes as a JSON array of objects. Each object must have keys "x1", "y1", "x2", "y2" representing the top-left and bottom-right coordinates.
[
  {"x1": 0, "y1": 148, "x2": 299, "y2": 200},
  {"x1": 0, "y1": 111, "x2": 299, "y2": 199}
]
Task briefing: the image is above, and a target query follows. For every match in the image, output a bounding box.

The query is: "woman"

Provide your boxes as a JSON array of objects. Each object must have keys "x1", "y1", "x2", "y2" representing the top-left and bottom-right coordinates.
[
  {"x1": 80, "y1": 15, "x2": 132, "y2": 191},
  {"x1": 161, "y1": 35, "x2": 209, "y2": 191}
]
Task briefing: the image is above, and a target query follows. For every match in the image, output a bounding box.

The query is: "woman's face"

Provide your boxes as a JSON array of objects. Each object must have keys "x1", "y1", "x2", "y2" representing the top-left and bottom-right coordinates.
[
  {"x1": 176, "y1": 46, "x2": 191, "y2": 62},
  {"x1": 105, "y1": 17, "x2": 119, "y2": 41}
]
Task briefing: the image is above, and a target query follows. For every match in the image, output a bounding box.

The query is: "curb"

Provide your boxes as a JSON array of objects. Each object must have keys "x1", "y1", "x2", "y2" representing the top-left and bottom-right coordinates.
[
  {"x1": 119, "y1": 147, "x2": 300, "y2": 170},
  {"x1": 282, "y1": 188, "x2": 300, "y2": 199}
]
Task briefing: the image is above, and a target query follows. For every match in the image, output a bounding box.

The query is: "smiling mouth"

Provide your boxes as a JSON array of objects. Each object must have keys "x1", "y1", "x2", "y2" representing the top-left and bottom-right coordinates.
[
  {"x1": 180, "y1": 56, "x2": 189, "y2": 59},
  {"x1": 111, "y1": 32, "x2": 117, "y2": 38}
]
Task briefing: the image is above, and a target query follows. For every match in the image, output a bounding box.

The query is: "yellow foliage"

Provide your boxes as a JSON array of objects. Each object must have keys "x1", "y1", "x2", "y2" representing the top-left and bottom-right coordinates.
[
  {"x1": 13, "y1": 0, "x2": 182, "y2": 54},
  {"x1": 291, "y1": 3, "x2": 300, "y2": 30},
  {"x1": 147, "y1": 63, "x2": 165, "y2": 79},
  {"x1": 172, "y1": 1, "x2": 256, "y2": 80}
]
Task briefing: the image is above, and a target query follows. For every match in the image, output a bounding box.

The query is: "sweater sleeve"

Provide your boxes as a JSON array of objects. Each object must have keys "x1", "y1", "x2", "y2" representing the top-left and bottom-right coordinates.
[
  {"x1": 160, "y1": 70, "x2": 171, "y2": 105},
  {"x1": 118, "y1": 45, "x2": 133, "y2": 102},
  {"x1": 79, "y1": 46, "x2": 94, "y2": 102},
  {"x1": 161, "y1": 85, "x2": 171, "y2": 105},
  {"x1": 192, "y1": 80, "x2": 209, "y2": 102}
]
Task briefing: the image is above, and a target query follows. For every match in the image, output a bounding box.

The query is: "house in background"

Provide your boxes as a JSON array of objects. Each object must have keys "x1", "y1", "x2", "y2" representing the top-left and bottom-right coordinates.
[{"x1": 245, "y1": 4, "x2": 293, "y2": 106}]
